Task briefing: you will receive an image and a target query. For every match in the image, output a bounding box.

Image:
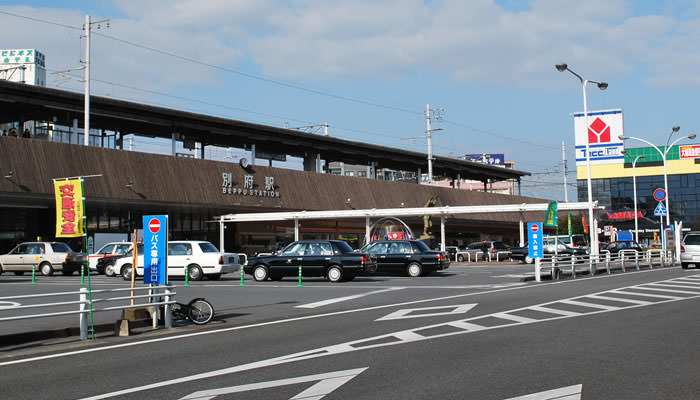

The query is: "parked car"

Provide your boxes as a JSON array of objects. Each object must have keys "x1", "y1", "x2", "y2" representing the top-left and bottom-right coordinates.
[
  {"x1": 0, "y1": 242, "x2": 84, "y2": 276},
  {"x1": 360, "y1": 239, "x2": 450, "y2": 276},
  {"x1": 681, "y1": 232, "x2": 700, "y2": 269},
  {"x1": 89, "y1": 242, "x2": 133, "y2": 274},
  {"x1": 510, "y1": 238, "x2": 588, "y2": 264},
  {"x1": 604, "y1": 240, "x2": 644, "y2": 255},
  {"x1": 244, "y1": 240, "x2": 374, "y2": 282},
  {"x1": 457, "y1": 241, "x2": 511, "y2": 262},
  {"x1": 117, "y1": 241, "x2": 240, "y2": 281}
]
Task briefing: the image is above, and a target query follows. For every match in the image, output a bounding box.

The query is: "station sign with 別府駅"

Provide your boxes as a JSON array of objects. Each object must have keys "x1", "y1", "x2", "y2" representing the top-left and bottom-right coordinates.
[{"x1": 573, "y1": 109, "x2": 625, "y2": 166}]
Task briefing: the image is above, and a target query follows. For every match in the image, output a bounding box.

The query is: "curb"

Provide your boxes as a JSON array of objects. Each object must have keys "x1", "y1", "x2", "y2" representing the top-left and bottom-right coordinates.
[{"x1": 0, "y1": 319, "x2": 153, "y2": 348}]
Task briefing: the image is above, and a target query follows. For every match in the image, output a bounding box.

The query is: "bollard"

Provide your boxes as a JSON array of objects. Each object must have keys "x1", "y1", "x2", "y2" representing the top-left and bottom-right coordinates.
[
  {"x1": 184, "y1": 265, "x2": 190, "y2": 287},
  {"x1": 605, "y1": 253, "x2": 611, "y2": 275},
  {"x1": 239, "y1": 265, "x2": 245, "y2": 286},
  {"x1": 635, "y1": 252, "x2": 640, "y2": 271},
  {"x1": 620, "y1": 253, "x2": 626, "y2": 273},
  {"x1": 648, "y1": 252, "x2": 653, "y2": 269},
  {"x1": 80, "y1": 263, "x2": 86, "y2": 285},
  {"x1": 79, "y1": 288, "x2": 88, "y2": 340},
  {"x1": 164, "y1": 286, "x2": 172, "y2": 329},
  {"x1": 31, "y1": 264, "x2": 37, "y2": 284},
  {"x1": 589, "y1": 254, "x2": 595, "y2": 276},
  {"x1": 297, "y1": 264, "x2": 303, "y2": 287}
]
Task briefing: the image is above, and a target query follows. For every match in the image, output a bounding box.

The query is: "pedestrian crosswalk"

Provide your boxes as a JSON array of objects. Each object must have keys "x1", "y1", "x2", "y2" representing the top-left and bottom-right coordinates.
[{"x1": 338, "y1": 274, "x2": 700, "y2": 352}]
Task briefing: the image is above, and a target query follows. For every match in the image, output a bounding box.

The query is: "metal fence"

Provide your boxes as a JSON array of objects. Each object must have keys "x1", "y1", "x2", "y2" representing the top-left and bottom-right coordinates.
[{"x1": 0, "y1": 285, "x2": 176, "y2": 340}]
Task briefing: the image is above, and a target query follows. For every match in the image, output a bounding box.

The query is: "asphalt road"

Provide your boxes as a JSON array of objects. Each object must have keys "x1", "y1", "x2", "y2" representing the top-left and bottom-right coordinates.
[{"x1": 2, "y1": 263, "x2": 699, "y2": 399}]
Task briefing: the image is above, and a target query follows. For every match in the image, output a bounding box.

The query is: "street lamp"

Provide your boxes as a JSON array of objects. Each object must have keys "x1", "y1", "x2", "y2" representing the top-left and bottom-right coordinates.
[
  {"x1": 621, "y1": 151, "x2": 644, "y2": 242},
  {"x1": 619, "y1": 129, "x2": 696, "y2": 228},
  {"x1": 556, "y1": 63, "x2": 608, "y2": 256}
]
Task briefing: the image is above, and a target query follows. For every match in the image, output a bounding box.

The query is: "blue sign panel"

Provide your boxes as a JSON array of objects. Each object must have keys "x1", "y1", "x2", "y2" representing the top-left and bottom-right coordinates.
[
  {"x1": 143, "y1": 215, "x2": 167, "y2": 284},
  {"x1": 654, "y1": 201, "x2": 667, "y2": 217},
  {"x1": 464, "y1": 153, "x2": 505, "y2": 165},
  {"x1": 528, "y1": 223, "x2": 543, "y2": 259}
]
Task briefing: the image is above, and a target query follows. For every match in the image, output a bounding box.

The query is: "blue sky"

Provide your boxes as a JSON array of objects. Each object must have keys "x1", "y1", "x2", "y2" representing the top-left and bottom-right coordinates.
[{"x1": 2, "y1": 1, "x2": 700, "y2": 200}]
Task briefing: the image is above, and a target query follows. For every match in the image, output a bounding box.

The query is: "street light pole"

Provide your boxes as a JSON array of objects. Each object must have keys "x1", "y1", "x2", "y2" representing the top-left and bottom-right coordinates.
[
  {"x1": 556, "y1": 64, "x2": 608, "y2": 257},
  {"x1": 619, "y1": 130, "x2": 696, "y2": 227},
  {"x1": 622, "y1": 151, "x2": 644, "y2": 243}
]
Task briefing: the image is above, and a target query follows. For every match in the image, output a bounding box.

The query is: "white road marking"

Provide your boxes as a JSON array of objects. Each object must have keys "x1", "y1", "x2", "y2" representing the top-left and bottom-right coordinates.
[
  {"x1": 79, "y1": 274, "x2": 700, "y2": 399},
  {"x1": 376, "y1": 303, "x2": 477, "y2": 321},
  {"x1": 503, "y1": 384, "x2": 582, "y2": 400},
  {"x1": 178, "y1": 367, "x2": 367, "y2": 400},
  {"x1": 0, "y1": 300, "x2": 21, "y2": 309},
  {"x1": 296, "y1": 287, "x2": 404, "y2": 309},
  {"x1": 559, "y1": 299, "x2": 619, "y2": 311}
]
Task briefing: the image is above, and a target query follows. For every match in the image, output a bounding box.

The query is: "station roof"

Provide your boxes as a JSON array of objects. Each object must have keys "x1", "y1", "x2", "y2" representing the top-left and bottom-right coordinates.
[{"x1": 0, "y1": 80, "x2": 529, "y2": 182}]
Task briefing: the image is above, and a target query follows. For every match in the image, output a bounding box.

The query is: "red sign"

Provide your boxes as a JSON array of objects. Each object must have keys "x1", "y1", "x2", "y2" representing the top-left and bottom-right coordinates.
[
  {"x1": 653, "y1": 188, "x2": 667, "y2": 202},
  {"x1": 606, "y1": 211, "x2": 644, "y2": 220},
  {"x1": 680, "y1": 145, "x2": 700, "y2": 159},
  {"x1": 148, "y1": 218, "x2": 161, "y2": 234},
  {"x1": 387, "y1": 232, "x2": 404, "y2": 240},
  {"x1": 588, "y1": 117, "x2": 611, "y2": 144},
  {"x1": 530, "y1": 224, "x2": 539, "y2": 233}
]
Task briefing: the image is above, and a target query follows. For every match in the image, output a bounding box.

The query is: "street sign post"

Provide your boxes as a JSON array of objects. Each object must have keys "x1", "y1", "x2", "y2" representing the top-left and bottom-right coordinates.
[
  {"x1": 528, "y1": 223, "x2": 543, "y2": 282},
  {"x1": 143, "y1": 215, "x2": 167, "y2": 285}
]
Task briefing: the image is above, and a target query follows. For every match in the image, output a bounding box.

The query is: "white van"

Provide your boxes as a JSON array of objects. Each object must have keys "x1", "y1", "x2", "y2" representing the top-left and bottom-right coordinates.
[{"x1": 113, "y1": 241, "x2": 239, "y2": 281}]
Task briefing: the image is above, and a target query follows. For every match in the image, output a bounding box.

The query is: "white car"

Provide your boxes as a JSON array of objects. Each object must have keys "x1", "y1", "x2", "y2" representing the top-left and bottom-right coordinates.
[
  {"x1": 0, "y1": 242, "x2": 83, "y2": 276},
  {"x1": 89, "y1": 242, "x2": 133, "y2": 273},
  {"x1": 113, "y1": 240, "x2": 239, "y2": 281}
]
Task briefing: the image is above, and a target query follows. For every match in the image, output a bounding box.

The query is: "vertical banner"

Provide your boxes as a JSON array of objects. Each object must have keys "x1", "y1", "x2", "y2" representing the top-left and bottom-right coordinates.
[
  {"x1": 143, "y1": 215, "x2": 167, "y2": 285},
  {"x1": 544, "y1": 201, "x2": 558, "y2": 227},
  {"x1": 573, "y1": 108, "x2": 625, "y2": 169},
  {"x1": 54, "y1": 178, "x2": 84, "y2": 237},
  {"x1": 567, "y1": 213, "x2": 573, "y2": 237},
  {"x1": 528, "y1": 223, "x2": 543, "y2": 259},
  {"x1": 581, "y1": 212, "x2": 589, "y2": 234}
]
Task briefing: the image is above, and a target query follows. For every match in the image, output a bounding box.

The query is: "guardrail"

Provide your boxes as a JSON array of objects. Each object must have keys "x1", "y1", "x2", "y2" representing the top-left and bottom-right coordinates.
[
  {"x1": 0, "y1": 285, "x2": 176, "y2": 340},
  {"x1": 539, "y1": 248, "x2": 677, "y2": 281}
]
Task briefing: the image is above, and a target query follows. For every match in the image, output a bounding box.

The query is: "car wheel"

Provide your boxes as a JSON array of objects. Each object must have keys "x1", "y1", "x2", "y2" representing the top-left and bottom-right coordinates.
[
  {"x1": 122, "y1": 264, "x2": 133, "y2": 281},
  {"x1": 253, "y1": 265, "x2": 269, "y2": 281},
  {"x1": 105, "y1": 264, "x2": 115, "y2": 277},
  {"x1": 40, "y1": 262, "x2": 54, "y2": 276},
  {"x1": 187, "y1": 265, "x2": 203, "y2": 281},
  {"x1": 525, "y1": 256, "x2": 533, "y2": 264},
  {"x1": 457, "y1": 255, "x2": 464, "y2": 262},
  {"x1": 327, "y1": 265, "x2": 343, "y2": 282},
  {"x1": 406, "y1": 262, "x2": 422, "y2": 277}
]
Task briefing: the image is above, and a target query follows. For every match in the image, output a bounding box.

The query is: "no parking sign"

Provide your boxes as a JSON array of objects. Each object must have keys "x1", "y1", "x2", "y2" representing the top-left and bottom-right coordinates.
[
  {"x1": 143, "y1": 215, "x2": 168, "y2": 284},
  {"x1": 528, "y1": 223, "x2": 543, "y2": 259}
]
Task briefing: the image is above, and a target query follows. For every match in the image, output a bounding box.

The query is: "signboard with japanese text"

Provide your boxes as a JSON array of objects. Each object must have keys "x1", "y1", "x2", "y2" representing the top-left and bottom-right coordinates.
[
  {"x1": 680, "y1": 145, "x2": 700, "y2": 159},
  {"x1": 143, "y1": 215, "x2": 167, "y2": 285},
  {"x1": 221, "y1": 172, "x2": 280, "y2": 197},
  {"x1": 54, "y1": 178, "x2": 84, "y2": 238},
  {"x1": 464, "y1": 153, "x2": 505, "y2": 165},
  {"x1": 1, "y1": 49, "x2": 45, "y2": 66},
  {"x1": 528, "y1": 223, "x2": 543, "y2": 259},
  {"x1": 573, "y1": 109, "x2": 624, "y2": 166}
]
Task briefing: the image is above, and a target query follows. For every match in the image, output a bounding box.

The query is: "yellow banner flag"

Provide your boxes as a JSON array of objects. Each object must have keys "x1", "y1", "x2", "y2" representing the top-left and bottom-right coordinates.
[{"x1": 54, "y1": 178, "x2": 84, "y2": 237}]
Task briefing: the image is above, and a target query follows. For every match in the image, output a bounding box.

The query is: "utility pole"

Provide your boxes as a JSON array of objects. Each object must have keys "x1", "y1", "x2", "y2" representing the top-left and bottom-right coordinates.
[
  {"x1": 562, "y1": 140, "x2": 568, "y2": 202},
  {"x1": 82, "y1": 15, "x2": 109, "y2": 146},
  {"x1": 425, "y1": 104, "x2": 443, "y2": 183}
]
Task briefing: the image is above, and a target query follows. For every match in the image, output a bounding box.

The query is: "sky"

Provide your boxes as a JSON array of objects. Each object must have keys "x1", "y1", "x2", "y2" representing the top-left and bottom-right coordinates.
[{"x1": 2, "y1": 0, "x2": 700, "y2": 201}]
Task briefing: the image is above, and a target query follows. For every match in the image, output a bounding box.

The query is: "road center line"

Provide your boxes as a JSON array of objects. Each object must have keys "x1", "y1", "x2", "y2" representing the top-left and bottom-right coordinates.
[{"x1": 296, "y1": 287, "x2": 404, "y2": 309}]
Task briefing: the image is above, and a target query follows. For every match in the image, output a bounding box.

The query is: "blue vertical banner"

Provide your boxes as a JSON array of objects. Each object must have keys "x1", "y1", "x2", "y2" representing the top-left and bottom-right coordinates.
[
  {"x1": 143, "y1": 215, "x2": 167, "y2": 284},
  {"x1": 528, "y1": 223, "x2": 543, "y2": 259}
]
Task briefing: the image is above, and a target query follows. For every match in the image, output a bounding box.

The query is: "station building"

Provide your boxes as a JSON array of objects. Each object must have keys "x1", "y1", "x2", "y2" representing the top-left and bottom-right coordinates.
[{"x1": 0, "y1": 79, "x2": 550, "y2": 255}]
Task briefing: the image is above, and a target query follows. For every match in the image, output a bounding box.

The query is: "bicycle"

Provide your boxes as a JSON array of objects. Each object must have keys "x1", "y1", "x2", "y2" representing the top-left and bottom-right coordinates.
[{"x1": 170, "y1": 298, "x2": 215, "y2": 325}]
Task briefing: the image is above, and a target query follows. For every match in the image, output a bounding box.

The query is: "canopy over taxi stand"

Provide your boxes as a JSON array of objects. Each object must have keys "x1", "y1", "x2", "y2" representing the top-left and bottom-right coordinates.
[{"x1": 215, "y1": 201, "x2": 604, "y2": 252}]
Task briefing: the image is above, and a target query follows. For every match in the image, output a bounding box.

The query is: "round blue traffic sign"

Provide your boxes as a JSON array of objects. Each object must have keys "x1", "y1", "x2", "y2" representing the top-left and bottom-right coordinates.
[{"x1": 653, "y1": 188, "x2": 667, "y2": 202}]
